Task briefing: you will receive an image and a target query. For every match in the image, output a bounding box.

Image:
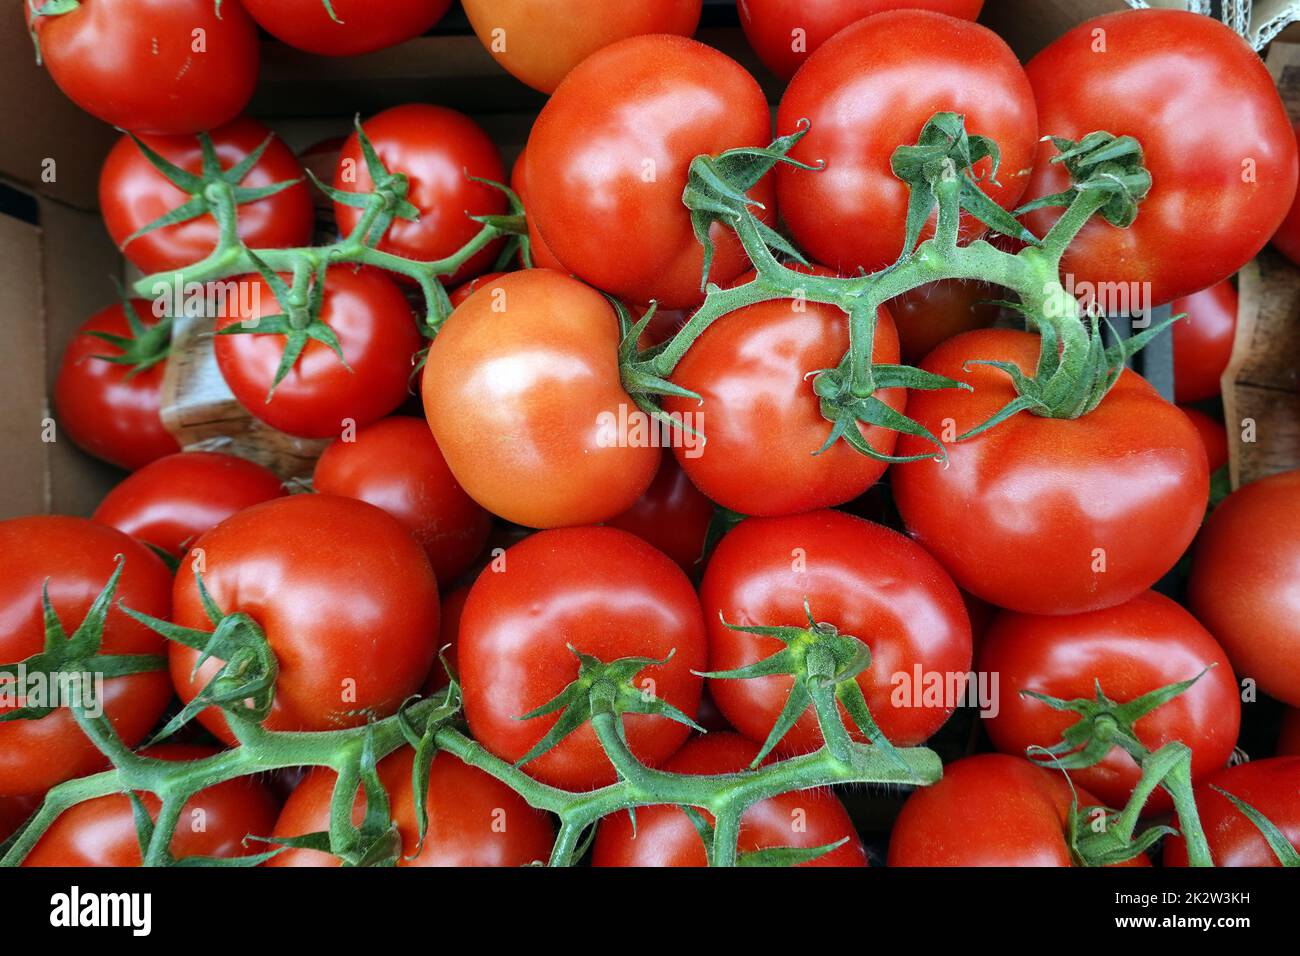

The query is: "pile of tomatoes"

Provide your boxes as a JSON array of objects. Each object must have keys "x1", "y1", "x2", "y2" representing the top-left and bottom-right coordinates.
[{"x1": 5, "y1": 0, "x2": 1300, "y2": 869}]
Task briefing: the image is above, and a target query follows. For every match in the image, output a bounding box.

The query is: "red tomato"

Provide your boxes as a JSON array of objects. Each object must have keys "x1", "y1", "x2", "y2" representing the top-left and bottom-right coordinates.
[
  {"x1": 1273, "y1": 121, "x2": 1300, "y2": 265},
  {"x1": 0, "y1": 517, "x2": 172, "y2": 796},
  {"x1": 888, "y1": 754, "x2": 1150, "y2": 866},
  {"x1": 605, "y1": 451, "x2": 715, "y2": 573},
  {"x1": 99, "y1": 119, "x2": 315, "y2": 275},
  {"x1": 267, "y1": 747, "x2": 553, "y2": 867},
  {"x1": 313, "y1": 416, "x2": 491, "y2": 584},
  {"x1": 0, "y1": 796, "x2": 40, "y2": 844},
  {"x1": 591, "y1": 732, "x2": 867, "y2": 866},
  {"x1": 424, "y1": 584, "x2": 469, "y2": 694},
  {"x1": 888, "y1": 279, "x2": 999, "y2": 365},
  {"x1": 1164, "y1": 758, "x2": 1300, "y2": 867},
  {"x1": 29, "y1": 0, "x2": 258, "y2": 135},
  {"x1": 893, "y1": 329, "x2": 1209, "y2": 615},
  {"x1": 23, "y1": 744, "x2": 279, "y2": 867},
  {"x1": 1189, "y1": 469, "x2": 1300, "y2": 707},
  {"x1": 1181, "y1": 407, "x2": 1229, "y2": 474},
  {"x1": 333, "y1": 105, "x2": 506, "y2": 285},
  {"x1": 776, "y1": 11, "x2": 1037, "y2": 276},
  {"x1": 241, "y1": 0, "x2": 451, "y2": 56},
  {"x1": 422, "y1": 270, "x2": 660, "y2": 528},
  {"x1": 977, "y1": 591, "x2": 1240, "y2": 812},
  {"x1": 463, "y1": 0, "x2": 702, "y2": 94},
  {"x1": 458, "y1": 527, "x2": 706, "y2": 790},
  {"x1": 449, "y1": 272, "x2": 509, "y2": 308},
  {"x1": 739, "y1": 0, "x2": 984, "y2": 80},
  {"x1": 214, "y1": 266, "x2": 422, "y2": 439},
  {"x1": 665, "y1": 275, "x2": 903, "y2": 516},
  {"x1": 509, "y1": 149, "x2": 565, "y2": 272},
  {"x1": 1022, "y1": 10, "x2": 1297, "y2": 308},
  {"x1": 170, "y1": 495, "x2": 439, "y2": 745},
  {"x1": 1172, "y1": 280, "x2": 1238, "y2": 403},
  {"x1": 54, "y1": 301, "x2": 180, "y2": 472},
  {"x1": 526, "y1": 35, "x2": 775, "y2": 308},
  {"x1": 93, "y1": 451, "x2": 285, "y2": 558},
  {"x1": 1280, "y1": 709, "x2": 1300, "y2": 756},
  {"x1": 701, "y1": 510, "x2": 971, "y2": 753}
]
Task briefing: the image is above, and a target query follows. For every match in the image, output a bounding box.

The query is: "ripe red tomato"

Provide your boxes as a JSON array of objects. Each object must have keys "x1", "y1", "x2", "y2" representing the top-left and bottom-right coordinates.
[
  {"x1": 1022, "y1": 10, "x2": 1297, "y2": 308},
  {"x1": 333, "y1": 105, "x2": 506, "y2": 285},
  {"x1": 0, "y1": 517, "x2": 173, "y2": 796},
  {"x1": 99, "y1": 119, "x2": 315, "y2": 276},
  {"x1": 977, "y1": 591, "x2": 1240, "y2": 812},
  {"x1": 423, "y1": 270, "x2": 660, "y2": 528},
  {"x1": 458, "y1": 527, "x2": 706, "y2": 790},
  {"x1": 1172, "y1": 279, "x2": 1238, "y2": 403},
  {"x1": 1273, "y1": 121, "x2": 1300, "y2": 265},
  {"x1": 526, "y1": 35, "x2": 775, "y2": 308},
  {"x1": 54, "y1": 301, "x2": 180, "y2": 472},
  {"x1": 591, "y1": 732, "x2": 866, "y2": 866},
  {"x1": 313, "y1": 417, "x2": 491, "y2": 585},
  {"x1": 424, "y1": 584, "x2": 469, "y2": 694},
  {"x1": 893, "y1": 329, "x2": 1209, "y2": 615},
  {"x1": 1181, "y1": 407, "x2": 1229, "y2": 474},
  {"x1": 664, "y1": 275, "x2": 903, "y2": 516},
  {"x1": 776, "y1": 11, "x2": 1037, "y2": 276},
  {"x1": 267, "y1": 747, "x2": 553, "y2": 867},
  {"x1": 1164, "y1": 758, "x2": 1300, "y2": 867},
  {"x1": 449, "y1": 272, "x2": 509, "y2": 308},
  {"x1": 1280, "y1": 709, "x2": 1300, "y2": 756},
  {"x1": 29, "y1": 0, "x2": 259, "y2": 135},
  {"x1": 1189, "y1": 469, "x2": 1300, "y2": 707},
  {"x1": 888, "y1": 279, "x2": 999, "y2": 365},
  {"x1": 605, "y1": 451, "x2": 715, "y2": 573},
  {"x1": 739, "y1": 0, "x2": 984, "y2": 80},
  {"x1": 170, "y1": 495, "x2": 439, "y2": 745},
  {"x1": 241, "y1": 0, "x2": 452, "y2": 56},
  {"x1": 93, "y1": 451, "x2": 285, "y2": 558},
  {"x1": 701, "y1": 510, "x2": 971, "y2": 753},
  {"x1": 509, "y1": 149, "x2": 565, "y2": 272},
  {"x1": 888, "y1": 754, "x2": 1150, "y2": 866},
  {"x1": 0, "y1": 796, "x2": 39, "y2": 844},
  {"x1": 214, "y1": 266, "x2": 422, "y2": 439},
  {"x1": 463, "y1": 0, "x2": 702, "y2": 94},
  {"x1": 22, "y1": 744, "x2": 279, "y2": 867}
]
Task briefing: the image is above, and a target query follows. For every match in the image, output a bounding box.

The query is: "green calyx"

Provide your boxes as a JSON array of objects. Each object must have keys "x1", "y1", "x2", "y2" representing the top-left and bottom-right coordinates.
[
  {"x1": 0, "y1": 560, "x2": 165, "y2": 723},
  {"x1": 1016, "y1": 131, "x2": 1152, "y2": 230},
  {"x1": 310, "y1": 116, "x2": 421, "y2": 249},
  {"x1": 123, "y1": 131, "x2": 302, "y2": 249},
  {"x1": 680, "y1": 806, "x2": 849, "y2": 867},
  {"x1": 85, "y1": 294, "x2": 172, "y2": 378},
  {"x1": 614, "y1": 298, "x2": 703, "y2": 433},
  {"x1": 698, "y1": 600, "x2": 907, "y2": 774},
  {"x1": 1209, "y1": 785, "x2": 1300, "y2": 867}
]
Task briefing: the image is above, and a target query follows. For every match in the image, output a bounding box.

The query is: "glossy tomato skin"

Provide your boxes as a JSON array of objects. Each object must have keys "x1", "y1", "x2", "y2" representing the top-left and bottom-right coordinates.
[
  {"x1": 241, "y1": 0, "x2": 451, "y2": 56},
  {"x1": 214, "y1": 266, "x2": 421, "y2": 439},
  {"x1": 1172, "y1": 280, "x2": 1237, "y2": 403},
  {"x1": 592, "y1": 732, "x2": 866, "y2": 866},
  {"x1": 54, "y1": 301, "x2": 180, "y2": 471},
  {"x1": 268, "y1": 747, "x2": 553, "y2": 867},
  {"x1": 313, "y1": 417, "x2": 491, "y2": 585},
  {"x1": 665, "y1": 278, "x2": 903, "y2": 516},
  {"x1": 170, "y1": 495, "x2": 439, "y2": 745},
  {"x1": 978, "y1": 591, "x2": 1240, "y2": 813},
  {"x1": 30, "y1": 0, "x2": 258, "y2": 135},
  {"x1": 424, "y1": 584, "x2": 469, "y2": 693},
  {"x1": 93, "y1": 451, "x2": 285, "y2": 558},
  {"x1": 888, "y1": 279, "x2": 999, "y2": 365},
  {"x1": 509, "y1": 148, "x2": 565, "y2": 272},
  {"x1": 1164, "y1": 758, "x2": 1300, "y2": 867},
  {"x1": 527, "y1": 35, "x2": 775, "y2": 308},
  {"x1": 423, "y1": 270, "x2": 659, "y2": 528},
  {"x1": 459, "y1": 527, "x2": 706, "y2": 790},
  {"x1": 776, "y1": 11, "x2": 1037, "y2": 277},
  {"x1": 100, "y1": 119, "x2": 314, "y2": 275},
  {"x1": 893, "y1": 329, "x2": 1209, "y2": 615},
  {"x1": 888, "y1": 754, "x2": 1150, "y2": 866},
  {"x1": 23, "y1": 744, "x2": 279, "y2": 867},
  {"x1": 0, "y1": 517, "x2": 173, "y2": 796},
  {"x1": 463, "y1": 0, "x2": 702, "y2": 94},
  {"x1": 739, "y1": 0, "x2": 984, "y2": 80},
  {"x1": 1181, "y1": 407, "x2": 1229, "y2": 473},
  {"x1": 1023, "y1": 10, "x2": 1297, "y2": 308},
  {"x1": 334, "y1": 105, "x2": 505, "y2": 285},
  {"x1": 605, "y1": 451, "x2": 715, "y2": 573},
  {"x1": 1189, "y1": 469, "x2": 1300, "y2": 707},
  {"x1": 1273, "y1": 121, "x2": 1300, "y2": 265},
  {"x1": 702, "y1": 510, "x2": 971, "y2": 754}
]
